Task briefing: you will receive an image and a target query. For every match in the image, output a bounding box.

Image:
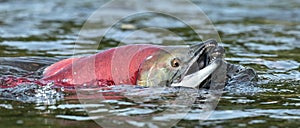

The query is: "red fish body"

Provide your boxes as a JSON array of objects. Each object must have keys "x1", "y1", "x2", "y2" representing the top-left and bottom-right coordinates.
[
  {"x1": 1, "y1": 40, "x2": 221, "y2": 88},
  {"x1": 42, "y1": 44, "x2": 161, "y2": 87},
  {"x1": 0, "y1": 40, "x2": 228, "y2": 101}
]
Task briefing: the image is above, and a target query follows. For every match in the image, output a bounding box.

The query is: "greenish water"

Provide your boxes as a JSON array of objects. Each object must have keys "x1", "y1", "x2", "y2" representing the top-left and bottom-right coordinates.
[{"x1": 0, "y1": 0, "x2": 299, "y2": 128}]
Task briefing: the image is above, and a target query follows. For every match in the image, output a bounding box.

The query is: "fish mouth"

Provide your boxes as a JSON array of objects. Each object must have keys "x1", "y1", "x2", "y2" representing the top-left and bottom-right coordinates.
[{"x1": 171, "y1": 39, "x2": 225, "y2": 88}]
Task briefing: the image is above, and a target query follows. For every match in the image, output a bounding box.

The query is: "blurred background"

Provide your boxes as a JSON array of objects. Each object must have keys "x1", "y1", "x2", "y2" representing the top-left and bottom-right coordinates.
[{"x1": 0, "y1": 0, "x2": 299, "y2": 127}]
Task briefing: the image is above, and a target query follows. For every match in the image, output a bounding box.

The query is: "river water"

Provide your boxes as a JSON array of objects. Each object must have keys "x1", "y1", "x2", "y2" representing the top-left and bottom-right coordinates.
[{"x1": 0, "y1": 0, "x2": 299, "y2": 128}]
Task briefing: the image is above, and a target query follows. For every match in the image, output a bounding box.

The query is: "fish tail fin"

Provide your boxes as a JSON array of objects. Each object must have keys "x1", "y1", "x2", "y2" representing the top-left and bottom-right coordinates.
[{"x1": 0, "y1": 76, "x2": 41, "y2": 88}]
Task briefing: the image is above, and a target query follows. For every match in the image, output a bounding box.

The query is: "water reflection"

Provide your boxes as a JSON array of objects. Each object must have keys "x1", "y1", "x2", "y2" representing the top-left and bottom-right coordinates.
[{"x1": 0, "y1": 0, "x2": 299, "y2": 128}]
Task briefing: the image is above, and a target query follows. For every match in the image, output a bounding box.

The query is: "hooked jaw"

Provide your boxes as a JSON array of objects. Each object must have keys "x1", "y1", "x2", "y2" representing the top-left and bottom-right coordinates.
[{"x1": 171, "y1": 39, "x2": 225, "y2": 88}]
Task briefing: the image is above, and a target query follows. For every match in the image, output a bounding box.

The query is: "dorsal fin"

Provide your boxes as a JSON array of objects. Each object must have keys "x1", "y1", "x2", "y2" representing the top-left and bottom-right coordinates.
[{"x1": 43, "y1": 58, "x2": 79, "y2": 77}]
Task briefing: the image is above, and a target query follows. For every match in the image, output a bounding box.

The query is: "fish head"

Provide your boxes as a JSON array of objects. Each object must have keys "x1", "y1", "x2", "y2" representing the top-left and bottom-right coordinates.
[{"x1": 136, "y1": 39, "x2": 225, "y2": 88}]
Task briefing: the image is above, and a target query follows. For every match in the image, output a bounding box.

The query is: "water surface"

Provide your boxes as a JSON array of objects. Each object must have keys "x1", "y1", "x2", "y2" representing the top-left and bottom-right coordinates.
[{"x1": 0, "y1": 0, "x2": 299, "y2": 128}]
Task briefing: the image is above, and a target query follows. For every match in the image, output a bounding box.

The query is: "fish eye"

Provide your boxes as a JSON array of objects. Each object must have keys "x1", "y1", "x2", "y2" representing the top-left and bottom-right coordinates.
[{"x1": 171, "y1": 58, "x2": 181, "y2": 68}]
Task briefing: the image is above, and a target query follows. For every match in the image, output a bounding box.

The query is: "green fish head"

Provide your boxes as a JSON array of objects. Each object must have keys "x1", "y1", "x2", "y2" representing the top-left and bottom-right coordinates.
[{"x1": 137, "y1": 39, "x2": 225, "y2": 88}]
